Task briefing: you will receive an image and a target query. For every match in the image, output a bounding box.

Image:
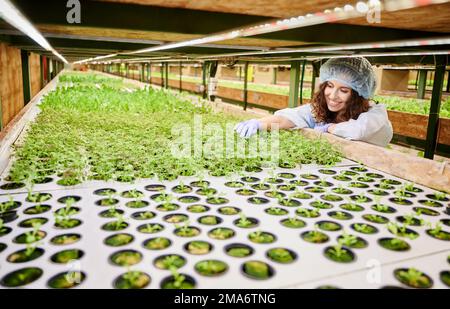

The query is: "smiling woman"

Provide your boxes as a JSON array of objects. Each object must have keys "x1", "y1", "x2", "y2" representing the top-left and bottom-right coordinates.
[{"x1": 235, "y1": 57, "x2": 394, "y2": 147}]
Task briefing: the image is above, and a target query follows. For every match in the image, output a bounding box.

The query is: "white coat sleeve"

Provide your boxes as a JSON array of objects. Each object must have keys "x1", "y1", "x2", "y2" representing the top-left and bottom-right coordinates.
[
  {"x1": 273, "y1": 104, "x2": 316, "y2": 129},
  {"x1": 332, "y1": 103, "x2": 393, "y2": 147}
]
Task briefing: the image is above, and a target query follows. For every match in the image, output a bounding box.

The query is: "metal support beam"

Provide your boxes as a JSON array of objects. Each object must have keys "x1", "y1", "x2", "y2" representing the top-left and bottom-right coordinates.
[
  {"x1": 446, "y1": 70, "x2": 450, "y2": 93},
  {"x1": 272, "y1": 67, "x2": 277, "y2": 85},
  {"x1": 39, "y1": 55, "x2": 44, "y2": 89},
  {"x1": 140, "y1": 64, "x2": 145, "y2": 82},
  {"x1": 202, "y1": 62, "x2": 208, "y2": 99},
  {"x1": 424, "y1": 56, "x2": 447, "y2": 159},
  {"x1": 417, "y1": 69, "x2": 427, "y2": 99},
  {"x1": 47, "y1": 57, "x2": 51, "y2": 82},
  {"x1": 21, "y1": 50, "x2": 31, "y2": 104},
  {"x1": 148, "y1": 63, "x2": 151, "y2": 84},
  {"x1": 160, "y1": 63, "x2": 164, "y2": 87},
  {"x1": 179, "y1": 62, "x2": 182, "y2": 93},
  {"x1": 299, "y1": 60, "x2": 306, "y2": 105},
  {"x1": 288, "y1": 60, "x2": 301, "y2": 108},
  {"x1": 310, "y1": 61, "x2": 322, "y2": 99},
  {"x1": 126, "y1": 63, "x2": 129, "y2": 79},
  {"x1": 208, "y1": 61, "x2": 219, "y2": 101},
  {"x1": 164, "y1": 62, "x2": 169, "y2": 89},
  {"x1": 243, "y1": 62, "x2": 249, "y2": 111}
]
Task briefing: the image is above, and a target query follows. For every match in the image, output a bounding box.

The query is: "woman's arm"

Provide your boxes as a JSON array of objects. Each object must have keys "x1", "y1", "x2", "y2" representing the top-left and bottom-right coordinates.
[
  {"x1": 257, "y1": 115, "x2": 296, "y2": 130},
  {"x1": 328, "y1": 104, "x2": 393, "y2": 146}
]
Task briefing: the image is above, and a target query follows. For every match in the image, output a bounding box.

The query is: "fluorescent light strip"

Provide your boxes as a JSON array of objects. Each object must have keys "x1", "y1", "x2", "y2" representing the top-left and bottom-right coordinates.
[
  {"x1": 196, "y1": 36, "x2": 450, "y2": 60},
  {"x1": 0, "y1": 0, "x2": 68, "y2": 63},
  {"x1": 307, "y1": 50, "x2": 450, "y2": 60},
  {"x1": 76, "y1": 0, "x2": 449, "y2": 64},
  {"x1": 74, "y1": 54, "x2": 119, "y2": 65}
]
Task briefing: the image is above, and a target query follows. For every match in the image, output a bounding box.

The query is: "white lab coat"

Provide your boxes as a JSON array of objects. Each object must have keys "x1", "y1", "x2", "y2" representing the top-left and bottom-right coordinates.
[{"x1": 273, "y1": 102, "x2": 393, "y2": 147}]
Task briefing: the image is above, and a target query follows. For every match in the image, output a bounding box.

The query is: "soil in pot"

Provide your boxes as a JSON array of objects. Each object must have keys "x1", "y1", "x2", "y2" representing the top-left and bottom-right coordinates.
[
  {"x1": 1, "y1": 267, "x2": 43, "y2": 287},
  {"x1": 143, "y1": 237, "x2": 171, "y2": 250},
  {"x1": 164, "y1": 214, "x2": 189, "y2": 224},
  {"x1": 154, "y1": 254, "x2": 186, "y2": 270},
  {"x1": 23, "y1": 205, "x2": 51, "y2": 215},
  {"x1": 301, "y1": 230, "x2": 329, "y2": 244},
  {"x1": 217, "y1": 206, "x2": 240, "y2": 215},
  {"x1": 247, "y1": 197, "x2": 270, "y2": 205},
  {"x1": 185, "y1": 241, "x2": 213, "y2": 255},
  {"x1": 208, "y1": 227, "x2": 235, "y2": 240},
  {"x1": 363, "y1": 214, "x2": 389, "y2": 224},
  {"x1": 248, "y1": 231, "x2": 276, "y2": 244},
  {"x1": 324, "y1": 245, "x2": 355, "y2": 263},
  {"x1": 187, "y1": 204, "x2": 210, "y2": 213},
  {"x1": 178, "y1": 196, "x2": 200, "y2": 203},
  {"x1": 266, "y1": 248, "x2": 297, "y2": 264},
  {"x1": 328, "y1": 211, "x2": 353, "y2": 221},
  {"x1": 131, "y1": 211, "x2": 155, "y2": 220},
  {"x1": 317, "y1": 221, "x2": 342, "y2": 232},
  {"x1": 225, "y1": 243, "x2": 254, "y2": 258},
  {"x1": 50, "y1": 249, "x2": 84, "y2": 264},
  {"x1": 137, "y1": 223, "x2": 164, "y2": 234},
  {"x1": 394, "y1": 268, "x2": 433, "y2": 289},
  {"x1": 174, "y1": 226, "x2": 201, "y2": 237},
  {"x1": 14, "y1": 230, "x2": 47, "y2": 244},
  {"x1": 48, "y1": 271, "x2": 86, "y2": 289},
  {"x1": 378, "y1": 238, "x2": 410, "y2": 252},
  {"x1": 234, "y1": 216, "x2": 259, "y2": 228},
  {"x1": 195, "y1": 260, "x2": 228, "y2": 277},
  {"x1": 198, "y1": 215, "x2": 222, "y2": 225},
  {"x1": 280, "y1": 217, "x2": 307, "y2": 228},
  {"x1": 125, "y1": 200, "x2": 149, "y2": 209},
  {"x1": 7, "y1": 248, "x2": 45, "y2": 263},
  {"x1": 242, "y1": 261, "x2": 274, "y2": 280},
  {"x1": 50, "y1": 234, "x2": 81, "y2": 246},
  {"x1": 161, "y1": 274, "x2": 196, "y2": 289},
  {"x1": 110, "y1": 250, "x2": 143, "y2": 266},
  {"x1": 114, "y1": 271, "x2": 150, "y2": 289},
  {"x1": 104, "y1": 233, "x2": 134, "y2": 247}
]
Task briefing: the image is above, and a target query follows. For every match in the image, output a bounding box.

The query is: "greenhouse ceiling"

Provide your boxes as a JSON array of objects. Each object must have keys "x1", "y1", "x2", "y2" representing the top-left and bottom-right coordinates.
[{"x1": 0, "y1": 0, "x2": 449, "y2": 64}]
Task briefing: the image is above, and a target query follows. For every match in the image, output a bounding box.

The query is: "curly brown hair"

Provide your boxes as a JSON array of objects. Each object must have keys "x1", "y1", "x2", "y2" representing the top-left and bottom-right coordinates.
[{"x1": 311, "y1": 82, "x2": 370, "y2": 124}]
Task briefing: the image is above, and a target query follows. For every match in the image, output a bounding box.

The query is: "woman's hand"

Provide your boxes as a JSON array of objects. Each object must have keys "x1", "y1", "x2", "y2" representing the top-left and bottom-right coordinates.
[
  {"x1": 328, "y1": 124, "x2": 337, "y2": 134},
  {"x1": 234, "y1": 119, "x2": 262, "y2": 138},
  {"x1": 313, "y1": 123, "x2": 337, "y2": 134}
]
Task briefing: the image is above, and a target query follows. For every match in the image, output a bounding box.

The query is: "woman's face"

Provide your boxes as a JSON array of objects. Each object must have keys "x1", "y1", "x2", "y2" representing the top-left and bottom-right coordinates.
[{"x1": 323, "y1": 80, "x2": 352, "y2": 112}]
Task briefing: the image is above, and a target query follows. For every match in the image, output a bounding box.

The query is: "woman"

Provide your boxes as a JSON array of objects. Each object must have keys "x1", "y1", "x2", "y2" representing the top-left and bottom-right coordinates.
[{"x1": 235, "y1": 57, "x2": 393, "y2": 147}]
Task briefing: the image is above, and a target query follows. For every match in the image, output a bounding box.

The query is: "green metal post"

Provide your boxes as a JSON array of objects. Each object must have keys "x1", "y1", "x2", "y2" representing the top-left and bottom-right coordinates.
[
  {"x1": 310, "y1": 61, "x2": 321, "y2": 99},
  {"x1": 47, "y1": 57, "x2": 51, "y2": 82},
  {"x1": 417, "y1": 69, "x2": 427, "y2": 99},
  {"x1": 39, "y1": 55, "x2": 44, "y2": 89},
  {"x1": 165, "y1": 62, "x2": 169, "y2": 89},
  {"x1": 148, "y1": 63, "x2": 152, "y2": 84},
  {"x1": 179, "y1": 61, "x2": 182, "y2": 93},
  {"x1": 424, "y1": 56, "x2": 446, "y2": 159},
  {"x1": 299, "y1": 60, "x2": 306, "y2": 105},
  {"x1": 202, "y1": 62, "x2": 208, "y2": 99},
  {"x1": 141, "y1": 64, "x2": 145, "y2": 82},
  {"x1": 243, "y1": 62, "x2": 249, "y2": 110},
  {"x1": 446, "y1": 70, "x2": 450, "y2": 93},
  {"x1": 288, "y1": 60, "x2": 301, "y2": 108},
  {"x1": 126, "y1": 63, "x2": 129, "y2": 79},
  {"x1": 160, "y1": 63, "x2": 164, "y2": 87},
  {"x1": 272, "y1": 66, "x2": 277, "y2": 85},
  {"x1": 21, "y1": 50, "x2": 31, "y2": 104}
]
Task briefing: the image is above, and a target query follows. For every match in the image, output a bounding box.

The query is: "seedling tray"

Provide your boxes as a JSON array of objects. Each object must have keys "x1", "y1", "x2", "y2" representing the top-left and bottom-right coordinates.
[{"x1": 0, "y1": 162, "x2": 449, "y2": 289}]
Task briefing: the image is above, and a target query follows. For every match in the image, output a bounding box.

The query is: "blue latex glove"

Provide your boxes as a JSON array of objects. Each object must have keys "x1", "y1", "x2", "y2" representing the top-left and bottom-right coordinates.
[
  {"x1": 314, "y1": 123, "x2": 331, "y2": 133},
  {"x1": 234, "y1": 119, "x2": 262, "y2": 138}
]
